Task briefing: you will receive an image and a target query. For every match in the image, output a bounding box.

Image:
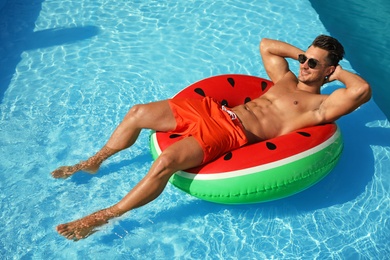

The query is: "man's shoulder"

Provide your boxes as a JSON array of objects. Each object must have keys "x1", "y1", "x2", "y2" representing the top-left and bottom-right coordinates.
[
  {"x1": 270, "y1": 71, "x2": 298, "y2": 89},
  {"x1": 273, "y1": 71, "x2": 298, "y2": 84}
]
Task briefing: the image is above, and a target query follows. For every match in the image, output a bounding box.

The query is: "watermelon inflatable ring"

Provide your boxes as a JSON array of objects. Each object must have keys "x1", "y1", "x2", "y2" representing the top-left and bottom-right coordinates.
[{"x1": 150, "y1": 74, "x2": 343, "y2": 204}]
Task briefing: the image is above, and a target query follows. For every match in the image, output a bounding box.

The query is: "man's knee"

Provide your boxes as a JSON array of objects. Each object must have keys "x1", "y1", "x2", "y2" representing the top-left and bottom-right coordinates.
[
  {"x1": 124, "y1": 104, "x2": 146, "y2": 121},
  {"x1": 152, "y1": 151, "x2": 178, "y2": 178}
]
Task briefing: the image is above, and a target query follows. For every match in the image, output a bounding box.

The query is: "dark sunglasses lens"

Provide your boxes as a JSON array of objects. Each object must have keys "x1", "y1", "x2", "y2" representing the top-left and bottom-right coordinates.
[
  {"x1": 307, "y1": 59, "x2": 318, "y2": 69},
  {"x1": 298, "y1": 54, "x2": 306, "y2": 64},
  {"x1": 299, "y1": 54, "x2": 318, "y2": 69}
]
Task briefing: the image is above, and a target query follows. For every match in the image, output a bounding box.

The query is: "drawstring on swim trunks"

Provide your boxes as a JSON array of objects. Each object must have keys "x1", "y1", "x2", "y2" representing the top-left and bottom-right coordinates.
[{"x1": 221, "y1": 105, "x2": 238, "y2": 120}]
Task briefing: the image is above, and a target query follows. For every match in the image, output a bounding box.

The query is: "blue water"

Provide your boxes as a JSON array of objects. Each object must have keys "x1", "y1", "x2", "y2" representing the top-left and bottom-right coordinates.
[
  {"x1": 1, "y1": 0, "x2": 389, "y2": 259},
  {"x1": 310, "y1": 0, "x2": 390, "y2": 120}
]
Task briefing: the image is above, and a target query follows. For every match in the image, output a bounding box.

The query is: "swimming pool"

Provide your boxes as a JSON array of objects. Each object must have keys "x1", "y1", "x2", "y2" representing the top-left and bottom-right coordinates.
[{"x1": 1, "y1": 0, "x2": 389, "y2": 259}]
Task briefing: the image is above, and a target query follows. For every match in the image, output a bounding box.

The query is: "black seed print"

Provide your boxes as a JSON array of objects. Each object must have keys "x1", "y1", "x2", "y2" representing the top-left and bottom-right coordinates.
[
  {"x1": 261, "y1": 81, "x2": 268, "y2": 91},
  {"x1": 224, "y1": 152, "x2": 233, "y2": 160},
  {"x1": 221, "y1": 99, "x2": 228, "y2": 106},
  {"x1": 297, "y1": 132, "x2": 311, "y2": 137},
  {"x1": 194, "y1": 88, "x2": 206, "y2": 97},
  {"x1": 266, "y1": 142, "x2": 277, "y2": 150},
  {"x1": 169, "y1": 134, "x2": 181, "y2": 139},
  {"x1": 227, "y1": 77, "x2": 235, "y2": 87},
  {"x1": 244, "y1": 97, "x2": 251, "y2": 103}
]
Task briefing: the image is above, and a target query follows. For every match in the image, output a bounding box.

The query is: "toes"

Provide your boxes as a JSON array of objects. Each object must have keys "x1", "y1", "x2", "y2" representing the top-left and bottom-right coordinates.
[
  {"x1": 56, "y1": 224, "x2": 69, "y2": 235},
  {"x1": 51, "y1": 167, "x2": 65, "y2": 178},
  {"x1": 51, "y1": 166, "x2": 73, "y2": 179},
  {"x1": 68, "y1": 233, "x2": 77, "y2": 241},
  {"x1": 57, "y1": 224, "x2": 76, "y2": 240},
  {"x1": 56, "y1": 223, "x2": 66, "y2": 232}
]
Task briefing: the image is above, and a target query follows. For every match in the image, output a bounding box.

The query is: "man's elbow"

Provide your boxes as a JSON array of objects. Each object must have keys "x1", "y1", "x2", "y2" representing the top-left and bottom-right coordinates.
[
  {"x1": 260, "y1": 38, "x2": 272, "y2": 54},
  {"x1": 357, "y1": 83, "x2": 372, "y2": 104}
]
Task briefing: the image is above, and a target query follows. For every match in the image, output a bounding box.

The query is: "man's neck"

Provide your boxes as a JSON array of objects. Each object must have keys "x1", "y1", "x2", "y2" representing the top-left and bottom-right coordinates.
[{"x1": 297, "y1": 81, "x2": 322, "y2": 94}]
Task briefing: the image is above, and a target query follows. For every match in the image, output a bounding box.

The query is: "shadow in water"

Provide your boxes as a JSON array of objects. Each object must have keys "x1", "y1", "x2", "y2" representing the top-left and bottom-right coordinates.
[{"x1": 0, "y1": 0, "x2": 99, "y2": 101}]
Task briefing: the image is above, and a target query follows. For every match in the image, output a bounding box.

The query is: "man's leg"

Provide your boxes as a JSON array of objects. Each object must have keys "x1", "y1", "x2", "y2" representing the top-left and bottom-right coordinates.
[
  {"x1": 56, "y1": 136, "x2": 204, "y2": 240},
  {"x1": 51, "y1": 100, "x2": 177, "y2": 178}
]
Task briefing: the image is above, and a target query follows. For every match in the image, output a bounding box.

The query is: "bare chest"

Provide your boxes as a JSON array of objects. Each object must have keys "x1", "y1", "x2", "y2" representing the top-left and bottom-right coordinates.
[{"x1": 263, "y1": 86, "x2": 324, "y2": 115}]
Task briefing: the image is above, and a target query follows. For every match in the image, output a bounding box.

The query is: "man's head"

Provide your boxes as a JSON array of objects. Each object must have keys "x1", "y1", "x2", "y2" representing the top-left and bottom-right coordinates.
[
  {"x1": 298, "y1": 35, "x2": 345, "y2": 86},
  {"x1": 311, "y1": 35, "x2": 345, "y2": 66}
]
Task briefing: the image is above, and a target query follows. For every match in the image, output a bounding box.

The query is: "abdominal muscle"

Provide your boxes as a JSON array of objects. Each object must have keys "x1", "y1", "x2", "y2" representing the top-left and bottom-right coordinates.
[
  {"x1": 232, "y1": 100, "x2": 283, "y2": 143},
  {"x1": 231, "y1": 92, "x2": 324, "y2": 143}
]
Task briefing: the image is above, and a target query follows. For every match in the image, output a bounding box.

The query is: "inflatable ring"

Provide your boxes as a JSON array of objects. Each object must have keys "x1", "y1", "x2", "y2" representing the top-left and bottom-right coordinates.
[{"x1": 150, "y1": 74, "x2": 343, "y2": 204}]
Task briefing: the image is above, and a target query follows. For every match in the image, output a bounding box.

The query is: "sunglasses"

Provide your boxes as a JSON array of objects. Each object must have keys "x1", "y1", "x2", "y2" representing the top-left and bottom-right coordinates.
[{"x1": 298, "y1": 54, "x2": 323, "y2": 69}]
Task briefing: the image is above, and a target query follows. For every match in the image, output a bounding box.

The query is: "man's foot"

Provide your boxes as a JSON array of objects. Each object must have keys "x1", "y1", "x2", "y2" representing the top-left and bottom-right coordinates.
[
  {"x1": 56, "y1": 218, "x2": 99, "y2": 241},
  {"x1": 51, "y1": 146, "x2": 119, "y2": 179},
  {"x1": 51, "y1": 162, "x2": 99, "y2": 179},
  {"x1": 56, "y1": 208, "x2": 119, "y2": 241}
]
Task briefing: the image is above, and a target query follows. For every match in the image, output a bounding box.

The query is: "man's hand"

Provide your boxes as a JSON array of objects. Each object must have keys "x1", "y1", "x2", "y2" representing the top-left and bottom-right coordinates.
[{"x1": 326, "y1": 65, "x2": 342, "y2": 83}]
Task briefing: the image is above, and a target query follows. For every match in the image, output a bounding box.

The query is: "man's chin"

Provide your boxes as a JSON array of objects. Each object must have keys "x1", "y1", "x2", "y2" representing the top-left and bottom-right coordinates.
[
  {"x1": 298, "y1": 75, "x2": 307, "y2": 83},
  {"x1": 298, "y1": 76, "x2": 315, "y2": 85}
]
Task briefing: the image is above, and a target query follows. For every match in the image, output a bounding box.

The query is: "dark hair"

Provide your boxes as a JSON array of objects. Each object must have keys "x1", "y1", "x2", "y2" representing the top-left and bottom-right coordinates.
[{"x1": 311, "y1": 35, "x2": 345, "y2": 66}]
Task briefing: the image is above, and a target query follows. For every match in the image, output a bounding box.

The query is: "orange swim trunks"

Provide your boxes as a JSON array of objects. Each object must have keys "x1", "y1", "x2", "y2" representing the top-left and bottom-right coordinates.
[{"x1": 168, "y1": 96, "x2": 248, "y2": 164}]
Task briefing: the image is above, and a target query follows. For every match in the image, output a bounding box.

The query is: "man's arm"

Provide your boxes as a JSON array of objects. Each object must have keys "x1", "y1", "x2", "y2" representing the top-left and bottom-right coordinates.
[
  {"x1": 260, "y1": 38, "x2": 303, "y2": 83},
  {"x1": 318, "y1": 65, "x2": 371, "y2": 122}
]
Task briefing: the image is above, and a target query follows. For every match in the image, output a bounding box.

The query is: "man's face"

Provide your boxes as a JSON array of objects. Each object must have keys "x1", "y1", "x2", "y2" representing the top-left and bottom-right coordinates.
[{"x1": 298, "y1": 46, "x2": 334, "y2": 85}]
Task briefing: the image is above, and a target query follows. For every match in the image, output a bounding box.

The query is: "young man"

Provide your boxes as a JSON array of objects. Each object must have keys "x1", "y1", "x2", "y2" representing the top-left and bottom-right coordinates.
[{"x1": 52, "y1": 35, "x2": 371, "y2": 240}]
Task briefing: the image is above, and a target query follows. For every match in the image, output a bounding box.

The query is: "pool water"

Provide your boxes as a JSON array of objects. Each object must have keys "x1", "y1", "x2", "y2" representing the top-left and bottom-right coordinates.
[{"x1": 1, "y1": 0, "x2": 389, "y2": 259}]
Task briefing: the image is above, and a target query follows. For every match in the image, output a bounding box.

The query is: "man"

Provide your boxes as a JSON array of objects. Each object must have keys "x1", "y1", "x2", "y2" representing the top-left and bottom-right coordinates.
[{"x1": 52, "y1": 35, "x2": 371, "y2": 240}]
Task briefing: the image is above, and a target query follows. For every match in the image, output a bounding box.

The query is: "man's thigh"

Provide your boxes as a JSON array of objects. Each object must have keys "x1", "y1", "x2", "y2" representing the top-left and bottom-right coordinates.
[
  {"x1": 162, "y1": 136, "x2": 204, "y2": 171},
  {"x1": 136, "y1": 100, "x2": 176, "y2": 131}
]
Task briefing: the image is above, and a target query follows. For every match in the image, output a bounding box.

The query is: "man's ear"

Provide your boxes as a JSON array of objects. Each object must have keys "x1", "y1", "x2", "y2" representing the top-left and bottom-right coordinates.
[{"x1": 326, "y1": 65, "x2": 336, "y2": 77}]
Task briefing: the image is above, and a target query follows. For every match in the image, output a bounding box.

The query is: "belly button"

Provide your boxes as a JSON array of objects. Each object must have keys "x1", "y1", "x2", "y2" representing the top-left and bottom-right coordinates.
[{"x1": 294, "y1": 101, "x2": 298, "y2": 105}]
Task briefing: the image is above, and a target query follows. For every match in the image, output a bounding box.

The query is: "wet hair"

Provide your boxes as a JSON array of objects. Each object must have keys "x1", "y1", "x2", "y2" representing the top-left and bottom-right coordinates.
[{"x1": 311, "y1": 35, "x2": 345, "y2": 66}]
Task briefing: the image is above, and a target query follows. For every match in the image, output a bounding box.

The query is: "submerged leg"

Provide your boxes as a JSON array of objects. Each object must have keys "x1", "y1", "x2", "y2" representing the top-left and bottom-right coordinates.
[
  {"x1": 56, "y1": 137, "x2": 204, "y2": 240},
  {"x1": 51, "y1": 100, "x2": 176, "y2": 179}
]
